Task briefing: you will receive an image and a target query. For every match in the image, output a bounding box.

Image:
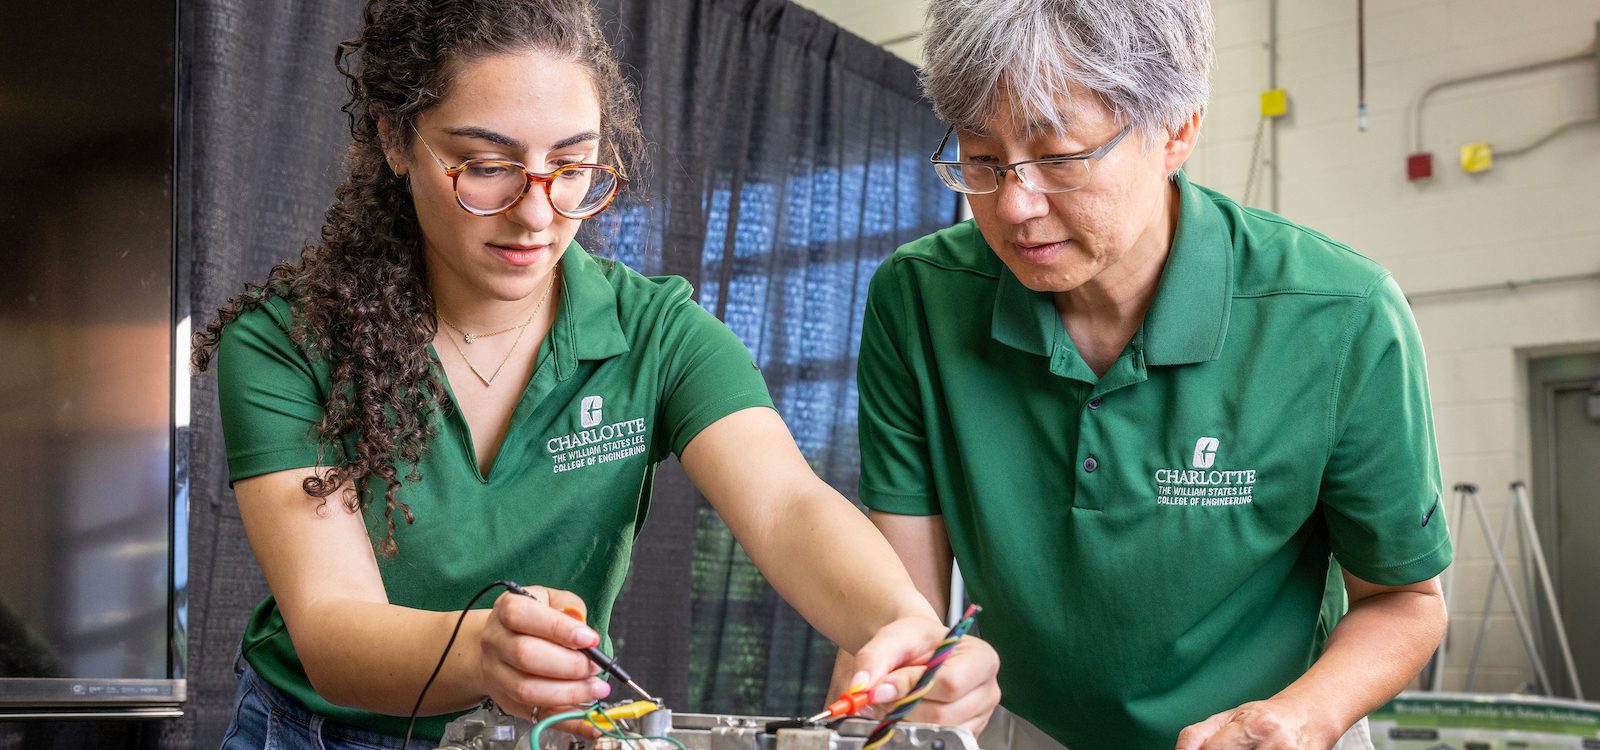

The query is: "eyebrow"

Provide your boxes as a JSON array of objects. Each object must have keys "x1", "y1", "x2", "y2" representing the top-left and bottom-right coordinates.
[
  {"x1": 443, "y1": 126, "x2": 524, "y2": 150},
  {"x1": 552, "y1": 130, "x2": 601, "y2": 150},
  {"x1": 441, "y1": 126, "x2": 601, "y2": 152}
]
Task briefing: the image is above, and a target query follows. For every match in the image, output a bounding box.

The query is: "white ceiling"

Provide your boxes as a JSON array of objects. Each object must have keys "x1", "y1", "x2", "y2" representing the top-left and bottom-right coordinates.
[{"x1": 788, "y1": 0, "x2": 929, "y2": 65}]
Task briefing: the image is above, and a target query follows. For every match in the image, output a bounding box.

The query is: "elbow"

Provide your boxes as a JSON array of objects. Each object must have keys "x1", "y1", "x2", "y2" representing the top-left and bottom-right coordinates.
[
  {"x1": 1419, "y1": 572, "x2": 1449, "y2": 645},
  {"x1": 283, "y1": 618, "x2": 371, "y2": 711},
  {"x1": 1429, "y1": 587, "x2": 1450, "y2": 647},
  {"x1": 299, "y1": 654, "x2": 361, "y2": 710}
]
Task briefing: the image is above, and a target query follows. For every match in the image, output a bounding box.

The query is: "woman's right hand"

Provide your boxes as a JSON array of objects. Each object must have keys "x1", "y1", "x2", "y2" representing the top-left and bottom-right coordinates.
[{"x1": 478, "y1": 586, "x2": 613, "y2": 720}]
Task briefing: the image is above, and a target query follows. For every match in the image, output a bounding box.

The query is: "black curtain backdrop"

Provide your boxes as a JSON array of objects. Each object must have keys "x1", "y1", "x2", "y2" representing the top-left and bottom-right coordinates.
[
  {"x1": 1, "y1": 1, "x2": 954, "y2": 747},
  {"x1": 172, "y1": 3, "x2": 366, "y2": 749},
  {"x1": 594, "y1": 0, "x2": 958, "y2": 717}
]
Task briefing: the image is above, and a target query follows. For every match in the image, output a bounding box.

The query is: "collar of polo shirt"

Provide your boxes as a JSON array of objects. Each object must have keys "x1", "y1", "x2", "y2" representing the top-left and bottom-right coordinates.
[{"x1": 553, "y1": 247, "x2": 631, "y2": 379}]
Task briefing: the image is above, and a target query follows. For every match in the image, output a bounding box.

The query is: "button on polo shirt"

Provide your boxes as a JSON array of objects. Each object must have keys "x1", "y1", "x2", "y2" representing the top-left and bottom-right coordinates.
[
  {"x1": 857, "y1": 173, "x2": 1452, "y2": 750},
  {"x1": 217, "y1": 246, "x2": 773, "y2": 740}
]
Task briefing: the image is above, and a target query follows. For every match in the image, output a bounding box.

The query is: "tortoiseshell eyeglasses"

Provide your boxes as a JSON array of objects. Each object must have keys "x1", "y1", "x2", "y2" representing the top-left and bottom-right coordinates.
[{"x1": 412, "y1": 125, "x2": 627, "y2": 219}]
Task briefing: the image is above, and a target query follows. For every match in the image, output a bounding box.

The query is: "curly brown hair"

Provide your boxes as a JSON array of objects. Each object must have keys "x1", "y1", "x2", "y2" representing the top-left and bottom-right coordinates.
[{"x1": 192, "y1": 0, "x2": 644, "y2": 556}]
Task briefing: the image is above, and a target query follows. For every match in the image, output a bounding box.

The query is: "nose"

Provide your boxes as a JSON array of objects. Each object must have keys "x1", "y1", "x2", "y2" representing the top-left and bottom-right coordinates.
[
  {"x1": 505, "y1": 180, "x2": 558, "y2": 232},
  {"x1": 991, "y1": 171, "x2": 1050, "y2": 226}
]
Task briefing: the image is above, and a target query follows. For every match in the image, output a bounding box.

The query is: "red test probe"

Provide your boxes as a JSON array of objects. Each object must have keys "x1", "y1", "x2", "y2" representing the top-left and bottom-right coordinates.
[{"x1": 806, "y1": 686, "x2": 872, "y2": 723}]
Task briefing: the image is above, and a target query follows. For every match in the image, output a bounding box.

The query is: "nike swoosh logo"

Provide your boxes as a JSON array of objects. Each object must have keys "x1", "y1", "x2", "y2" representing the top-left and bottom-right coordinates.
[{"x1": 1421, "y1": 498, "x2": 1440, "y2": 527}]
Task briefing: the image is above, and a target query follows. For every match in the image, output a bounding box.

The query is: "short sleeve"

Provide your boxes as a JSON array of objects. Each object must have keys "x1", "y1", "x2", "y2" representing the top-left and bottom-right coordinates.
[
  {"x1": 857, "y1": 260, "x2": 939, "y2": 516},
  {"x1": 656, "y1": 297, "x2": 775, "y2": 457},
  {"x1": 215, "y1": 300, "x2": 336, "y2": 483},
  {"x1": 1320, "y1": 275, "x2": 1452, "y2": 585}
]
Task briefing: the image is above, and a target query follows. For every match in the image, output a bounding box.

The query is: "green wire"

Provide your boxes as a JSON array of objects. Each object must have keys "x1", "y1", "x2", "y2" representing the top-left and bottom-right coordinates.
[
  {"x1": 526, "y1": 702, "x2": 691, "y2": 750},
  {"x1": 528, "y1": 709, "x2": 590, "y2": 750}
]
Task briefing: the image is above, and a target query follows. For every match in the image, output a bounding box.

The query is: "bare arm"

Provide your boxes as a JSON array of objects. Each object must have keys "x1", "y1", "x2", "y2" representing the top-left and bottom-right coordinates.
[
  {"x1": 827, "y1": 511, "x2": 955, "y2": 695},
  {"x1": 681, "y1": 408, "x2": 999, "y2": 729},
  {"x1": 1178, "y1": 572, "x2": 1447, "y2": 750},
  {"x1": 679, "y1": 408, "x2": 938, "y2": 649},
  {"x1": 870, "y1": 511, "x2": 954, "y2": 611},
  {"x1": 234, "y1": 468, "x2": 607, "y2": 718}
]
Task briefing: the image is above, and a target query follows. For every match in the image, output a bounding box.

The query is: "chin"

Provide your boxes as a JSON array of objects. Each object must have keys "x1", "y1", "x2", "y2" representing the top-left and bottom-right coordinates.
[
  {"x1": 1000, "y1": 258, "x2": 1091, "y2": 295},
  {"x1": 1019, "y1": 275, "x2": 1088, "y2": 295}
]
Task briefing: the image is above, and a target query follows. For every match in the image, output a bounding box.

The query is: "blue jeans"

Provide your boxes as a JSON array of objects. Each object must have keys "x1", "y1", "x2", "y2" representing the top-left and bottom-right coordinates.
[{"x1": 218, "y1": 661, "x2": 411, "y2": 750}]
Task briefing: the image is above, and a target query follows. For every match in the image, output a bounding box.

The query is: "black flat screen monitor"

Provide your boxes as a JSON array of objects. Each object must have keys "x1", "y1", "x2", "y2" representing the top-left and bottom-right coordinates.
[{"x1": 0, "y1": 0, "x2": 185, "y2": 718}]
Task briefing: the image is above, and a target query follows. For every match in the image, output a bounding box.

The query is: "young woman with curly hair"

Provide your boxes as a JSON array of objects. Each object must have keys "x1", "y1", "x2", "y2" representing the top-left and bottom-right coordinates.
[{"x1": 195, "y1": 1, "x2": 999, "y2": 747}]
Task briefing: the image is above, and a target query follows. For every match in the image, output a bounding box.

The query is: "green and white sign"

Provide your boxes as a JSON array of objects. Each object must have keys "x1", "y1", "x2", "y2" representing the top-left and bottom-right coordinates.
[{"x1": 1371, "y1": 692, "x2": 1600, "y2": 750}]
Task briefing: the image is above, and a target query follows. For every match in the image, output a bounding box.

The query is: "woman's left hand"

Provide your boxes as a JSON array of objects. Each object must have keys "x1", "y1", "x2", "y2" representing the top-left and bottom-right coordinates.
[{"x1": 847, "y1": 616, "x2": 1001, "y2": 733}]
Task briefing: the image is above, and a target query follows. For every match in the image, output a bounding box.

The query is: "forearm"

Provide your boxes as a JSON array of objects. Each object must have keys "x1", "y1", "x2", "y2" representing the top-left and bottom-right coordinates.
[
  {"x1": 828, "y1": 511, "x2": 954, "y2": 695},
  {"x1": 682, "y1": 409, "x2": 941, "y2": 651},
  {"x1": 288, "y1": 598, "x2": 491, "y2": 716},
  {"x1": 742, "y1": 478, "x2": 940, "y2": 651},
  {"x1": 1270, "y1": 587, "x2": 1446, "y2": 744}
]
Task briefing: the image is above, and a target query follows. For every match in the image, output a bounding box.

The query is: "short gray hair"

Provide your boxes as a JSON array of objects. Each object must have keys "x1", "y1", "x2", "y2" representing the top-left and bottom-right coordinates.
[{"x1": 921, "y1": 0, "x2": 1214, "y2": 142}]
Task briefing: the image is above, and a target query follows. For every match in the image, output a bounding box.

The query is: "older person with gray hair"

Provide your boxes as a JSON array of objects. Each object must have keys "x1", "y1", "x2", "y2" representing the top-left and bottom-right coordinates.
[{"x1": 849, "y1": 1, "x2": 1452, "y2": 748}]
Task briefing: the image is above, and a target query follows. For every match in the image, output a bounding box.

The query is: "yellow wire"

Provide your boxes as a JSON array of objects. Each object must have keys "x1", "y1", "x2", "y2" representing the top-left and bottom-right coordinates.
[{"x1": 894, "y1": 684, "x2": 933, "y2": 708}]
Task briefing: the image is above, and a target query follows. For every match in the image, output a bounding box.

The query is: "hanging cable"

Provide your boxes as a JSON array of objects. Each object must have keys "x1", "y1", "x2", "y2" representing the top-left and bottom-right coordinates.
[
  {"x1": 1242, "y1": 116, "x2": 1268, "y2": 206},
  {"x1": 1357, "y1": 0, "x2": 1368, "y2": 131},
  {"x1": 403, "y1": 580, "x2": 521, "y2": 750},
  {"x1": 1267, "y1": 0, "x2": 1280, "y2": 211}
]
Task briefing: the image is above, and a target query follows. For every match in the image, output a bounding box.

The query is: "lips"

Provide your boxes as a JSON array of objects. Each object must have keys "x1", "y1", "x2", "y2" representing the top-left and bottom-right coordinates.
[
  {"x1": 1010, "y1": 239, "x2": 1068, "y2": 262},
  {"x1": 488, "y1": 242, "x2": 548, "y2": 267}
]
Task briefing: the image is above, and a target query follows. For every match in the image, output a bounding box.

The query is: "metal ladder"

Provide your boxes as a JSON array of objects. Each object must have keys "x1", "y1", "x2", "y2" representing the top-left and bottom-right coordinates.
[{"x1": 1430, "y1": 482, "x2": 1583, "y2": 699}]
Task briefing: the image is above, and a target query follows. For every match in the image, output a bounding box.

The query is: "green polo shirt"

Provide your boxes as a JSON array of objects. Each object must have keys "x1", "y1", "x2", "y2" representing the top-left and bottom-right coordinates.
[
  {"x1": 216, "y1": 246, "x2": 773, "y2": 739},
  {"x1": 857, "y1": 173, "x2": 1452, "y2": 750}
]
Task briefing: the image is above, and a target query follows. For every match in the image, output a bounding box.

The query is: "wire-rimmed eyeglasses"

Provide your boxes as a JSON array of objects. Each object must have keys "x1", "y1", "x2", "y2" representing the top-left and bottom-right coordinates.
[
  {"x1": 412, "y1": 125, "x2": 628, "y2": 219},
  {"x1": 929, "y1": 124, "x2": 1132, "y2": 194}
]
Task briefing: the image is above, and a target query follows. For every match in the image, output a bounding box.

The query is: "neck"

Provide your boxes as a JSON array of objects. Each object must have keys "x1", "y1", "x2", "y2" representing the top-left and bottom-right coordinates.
[{"x1": 431, "y1": 267, "x2": 561, "y2": 333}]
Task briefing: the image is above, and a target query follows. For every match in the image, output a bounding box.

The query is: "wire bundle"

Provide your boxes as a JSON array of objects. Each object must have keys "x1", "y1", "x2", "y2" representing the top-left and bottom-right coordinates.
[{"x1": 860, "y1": 604, "x2": 981, "y2": 750}]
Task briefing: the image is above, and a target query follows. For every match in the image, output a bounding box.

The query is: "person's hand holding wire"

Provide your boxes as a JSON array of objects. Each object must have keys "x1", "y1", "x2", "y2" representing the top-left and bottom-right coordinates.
[
  {"x1": 477, "y1": 585, "x2": 611, "y2": 725},
  {"x1": 844, "y1": 605, "x2": 999, "y2": 733}
]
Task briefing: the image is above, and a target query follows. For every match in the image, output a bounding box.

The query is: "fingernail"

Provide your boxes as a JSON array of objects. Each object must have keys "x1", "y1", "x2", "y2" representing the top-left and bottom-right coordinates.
[
  {"x1": 592, "y1": 679, "x2": 612, "y2": 699},
  {"x1": 561, "y1": 607, "x2": 585, "y2": 621},
  {"x1": 848, "y1": 672, "x2": 870, "y2": 691},
  {"x1": 573, "y1": 626, "x2": 599, "y2": 647},
  {"x1": 873, "y1": 683, "x2": 898, "y2": 702}
]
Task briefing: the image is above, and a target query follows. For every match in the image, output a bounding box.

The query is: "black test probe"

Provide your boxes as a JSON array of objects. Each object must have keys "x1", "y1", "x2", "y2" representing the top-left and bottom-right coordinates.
[{"x1": 504, "y1": 582, "x2": 654, "y2": 702}]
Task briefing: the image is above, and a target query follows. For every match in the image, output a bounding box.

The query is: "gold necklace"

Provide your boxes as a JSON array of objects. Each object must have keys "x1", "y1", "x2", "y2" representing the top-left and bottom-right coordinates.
[
  {"x1": 438, "y1": 312, "x2": 525, "y2": 344},
  {"x1": 436, "y1": 271, "x2": 557, "y2": 386}
]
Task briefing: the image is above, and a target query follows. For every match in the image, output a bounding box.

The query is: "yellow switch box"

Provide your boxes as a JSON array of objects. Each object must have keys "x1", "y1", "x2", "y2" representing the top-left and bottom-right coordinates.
[
  {"x1": 1260, "y1": 89, "x2": 1288, "y2": 118},
  {"x1": 1460, "y1": 142, "x2": 1493, "y2": 173}
]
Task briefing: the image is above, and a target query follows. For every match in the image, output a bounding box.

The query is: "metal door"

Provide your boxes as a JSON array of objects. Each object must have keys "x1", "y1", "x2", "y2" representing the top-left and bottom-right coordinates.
[{"x1": 1529, "y1": 352, "x2": 1600, "y2": 698}]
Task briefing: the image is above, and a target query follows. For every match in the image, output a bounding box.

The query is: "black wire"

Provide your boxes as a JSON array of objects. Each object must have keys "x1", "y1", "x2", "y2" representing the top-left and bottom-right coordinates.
[{"x1": 402, "y1": 580, "x2": 524, "y2": 750}]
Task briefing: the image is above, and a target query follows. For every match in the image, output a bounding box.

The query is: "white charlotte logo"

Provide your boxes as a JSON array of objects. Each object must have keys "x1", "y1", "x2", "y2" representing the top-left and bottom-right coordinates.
[
  {"x1": 580, "y1": 395, "x2": 604, "y2": 428},
  {"x1": 547, "y1": 395, "x2": 648, "y2": 474},
  {"x1": 1153, "y1": 436, "x2": 1256, "y2": 507}
]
